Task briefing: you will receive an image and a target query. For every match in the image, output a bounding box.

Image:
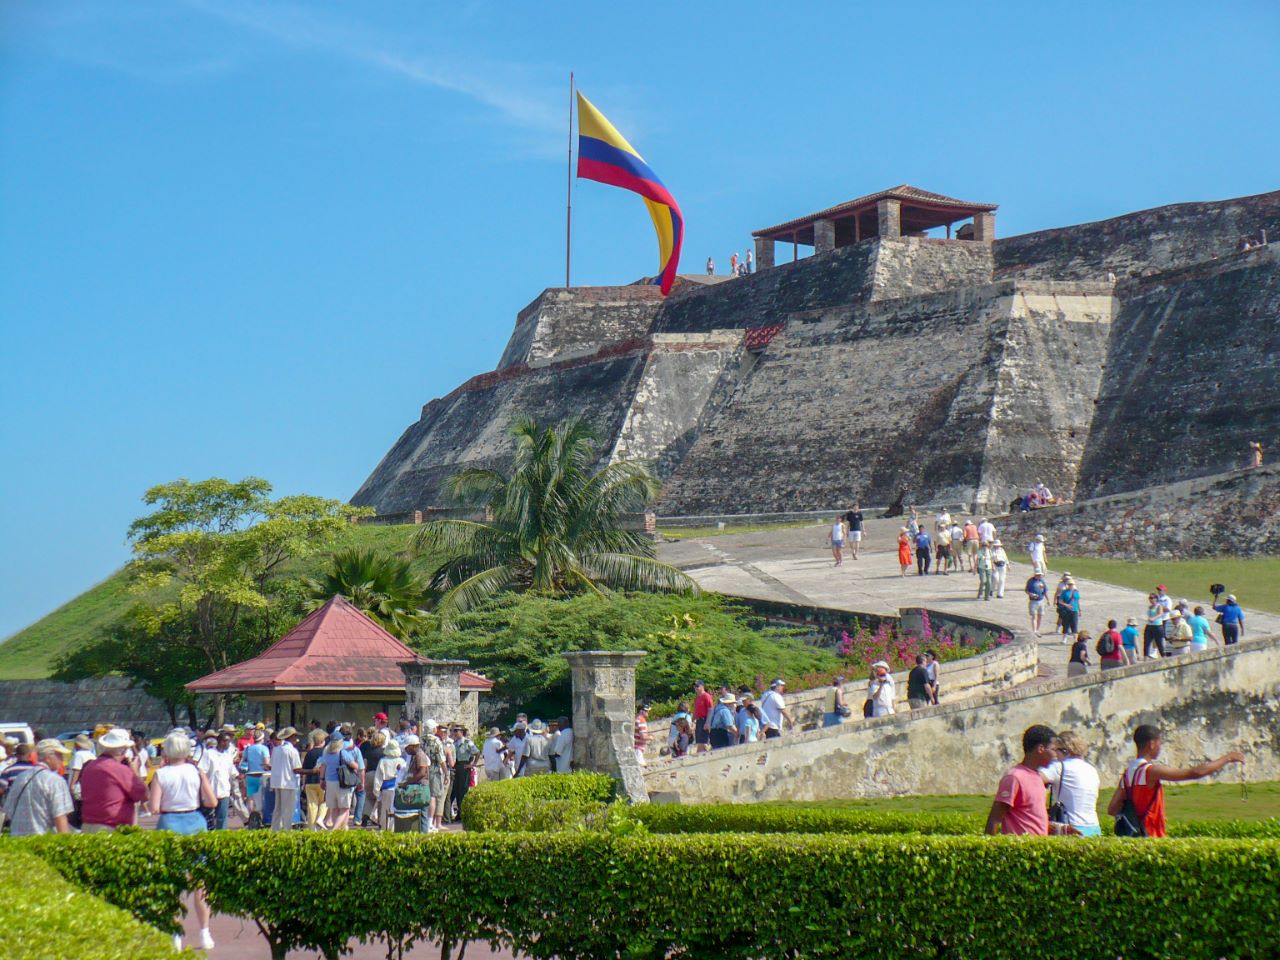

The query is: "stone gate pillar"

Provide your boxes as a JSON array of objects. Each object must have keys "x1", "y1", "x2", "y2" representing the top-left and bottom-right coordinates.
[
  {"x1": 399, "y1": 658, "x2": 469, "y2": 728},
  {"x1": 562, "y1": 650, "x2": 648, "y2": 803}
]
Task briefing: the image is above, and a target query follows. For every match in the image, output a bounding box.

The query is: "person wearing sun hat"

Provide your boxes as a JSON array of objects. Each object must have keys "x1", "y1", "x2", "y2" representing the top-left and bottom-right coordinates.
[
  {"x1": 708, "y1": 691, "x2": 738, "y2": 750},
  {"x1": 3, "y1": 738, "x2": 74, "y2": 837},
  {"x1": 79, "y1": 728, "x2": 147, "y2": 833},
  {"x1": 67, "y1": 733, "x2": 96, "y2": 824},
  {"x1": 269, "y1": 727, "x2": 302, "y2": 831}
]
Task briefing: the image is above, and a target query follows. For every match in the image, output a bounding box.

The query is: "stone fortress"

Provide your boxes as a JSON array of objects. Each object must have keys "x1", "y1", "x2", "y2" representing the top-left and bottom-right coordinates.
[{"x1": 353, "y1": 185, "x2": 1280, "y2": 522}]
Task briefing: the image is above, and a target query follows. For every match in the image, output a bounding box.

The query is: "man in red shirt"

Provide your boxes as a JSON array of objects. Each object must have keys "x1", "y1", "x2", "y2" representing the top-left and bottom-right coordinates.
[
  {"x1": 692, "y1": 680, "x2": 714, "y2": 755},
  {"x1": 1105, "y1": 725, "x2": 1244, "y2": 837},
  {"x1": 79, "y1": 728, "x2": 148, "y2": 833},
  {"x1": 985, "y1": 725, "x2": 1076, "y2": 836}
]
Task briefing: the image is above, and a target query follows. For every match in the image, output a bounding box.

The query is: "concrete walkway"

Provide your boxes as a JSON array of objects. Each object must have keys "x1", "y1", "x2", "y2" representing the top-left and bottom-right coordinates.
[{"x1": 659, "y1": 517, "x2": 1280, "y2": 682}]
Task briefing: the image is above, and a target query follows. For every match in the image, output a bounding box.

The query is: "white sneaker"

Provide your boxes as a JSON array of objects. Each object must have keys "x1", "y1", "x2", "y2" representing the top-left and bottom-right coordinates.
[
  {"x1": 198, "y1": 929, "x2": 215, "y2": 950},
  {"x1": 172, "y1": 934, "x2": 184, "y2": 952}
]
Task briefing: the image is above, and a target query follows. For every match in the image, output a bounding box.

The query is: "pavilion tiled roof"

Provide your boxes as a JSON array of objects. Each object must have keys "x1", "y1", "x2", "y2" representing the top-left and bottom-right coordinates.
[
  {"x1": 185, "y1": 595, "x2": 493, "y2": 694},
  {"x1": 753, "y1": 184, "x2": 998, "y2": 238}
]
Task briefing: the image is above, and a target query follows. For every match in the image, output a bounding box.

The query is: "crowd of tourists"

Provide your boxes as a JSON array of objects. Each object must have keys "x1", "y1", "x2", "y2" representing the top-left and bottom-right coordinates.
[
  {"x1": 0, "y1": 712, "x2": 586, "y2": 843},
  {"x1": 986, "y1": 722, "x2": 1244, "y2": 838}
]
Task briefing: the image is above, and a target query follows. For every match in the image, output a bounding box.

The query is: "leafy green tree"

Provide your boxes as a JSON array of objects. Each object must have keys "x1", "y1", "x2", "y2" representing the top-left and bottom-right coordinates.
[
  {"x1": 305, "y1": 547, "x2": 432, "y2": 639},
  {"x1": 124, "y1": 477, "x2": 368, "y2": 722},
  {"x1": 415, "y1": 416, "x2": 694, "y2": 626},
  {"x1": 413, "y1": 591, "x2": 841, "y2": 721}
]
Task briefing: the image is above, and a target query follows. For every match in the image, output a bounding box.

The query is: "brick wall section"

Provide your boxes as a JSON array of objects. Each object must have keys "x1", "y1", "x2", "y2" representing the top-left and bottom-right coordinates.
[{"x1": 996, "y1": 465, "x2": 1280, "y2": 560}]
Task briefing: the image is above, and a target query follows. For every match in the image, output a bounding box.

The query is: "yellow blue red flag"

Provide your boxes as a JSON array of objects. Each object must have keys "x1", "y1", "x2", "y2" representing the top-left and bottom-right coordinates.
[{"x1": 576, "y1": 91, "x2": 683, "y2": 295}]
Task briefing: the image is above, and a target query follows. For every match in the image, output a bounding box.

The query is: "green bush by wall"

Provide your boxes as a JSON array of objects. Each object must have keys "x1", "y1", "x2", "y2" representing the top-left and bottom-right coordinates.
[
  {"x1": 0, "y1": 846, "x2": 190, "y2": 960},
  {"x1": 460, "y1": 771, "x2": 617, "y2": 832},
  {"x1": 15, "y1": 831, "x2": 1280, "y2": 959}
]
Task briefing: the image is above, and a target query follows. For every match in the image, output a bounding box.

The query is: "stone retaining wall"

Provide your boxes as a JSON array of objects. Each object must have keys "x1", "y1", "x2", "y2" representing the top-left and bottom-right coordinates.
[
  {"x1": 0, "y1": 677, "x2": 182, "y2": 737},
  {"x1": 996, "y1": 466, "x2": 1280, "y2": 559},
  {"x1": 644, "y1": 633, "x2": 1280, "y2": 802}
]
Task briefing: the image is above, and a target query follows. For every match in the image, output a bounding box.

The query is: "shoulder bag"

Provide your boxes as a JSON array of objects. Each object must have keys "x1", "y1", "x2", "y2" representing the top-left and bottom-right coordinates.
[
  {"x1": 394, "y1": 781, "x2": 430, "y2": 810},
  {"x1": 337, "y1": 750, "x2": 363, "y2": 789},
  {"x1": 1048, "y1": 761, "x2": 1068, "y2": 823}
]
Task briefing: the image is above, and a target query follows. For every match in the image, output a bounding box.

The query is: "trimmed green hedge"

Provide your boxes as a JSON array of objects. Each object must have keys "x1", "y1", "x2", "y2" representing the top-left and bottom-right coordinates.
[
  {"x1": 15, "y1": 831, "x2": 1280, "y2": 959},
  {"x1": 633, "y1": 805, "x2": 1280, "y2": 839},
  {"x1": 460, "y1": 771, "x2": 618, "y2": 832},
  {"x1": 0, "y1": 846, "x2": 189, "y2": 959}
]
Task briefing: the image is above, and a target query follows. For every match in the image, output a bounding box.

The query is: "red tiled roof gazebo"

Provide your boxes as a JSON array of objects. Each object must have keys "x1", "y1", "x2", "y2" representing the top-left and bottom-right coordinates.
[
  {"x1": 186, "y1": 595, "x2": 492, "y2": 730},
  {"x1": 752, "y1": 184, "x2": 998, "y2": 268}
]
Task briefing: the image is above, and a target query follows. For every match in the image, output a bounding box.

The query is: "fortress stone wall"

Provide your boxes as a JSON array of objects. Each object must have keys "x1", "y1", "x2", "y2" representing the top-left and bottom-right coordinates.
[{"x1": 352, "y1": 190, "x2": 1280, "y2": 521}]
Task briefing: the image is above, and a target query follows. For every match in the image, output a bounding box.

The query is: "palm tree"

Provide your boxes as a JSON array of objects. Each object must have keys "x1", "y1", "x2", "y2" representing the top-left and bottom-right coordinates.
[
  {"x1": 305, "y1": 547, "x2": 432, "y2": 639},
  {"x1": 414, "y1": 415, "x2": 696, "y2": 627}
]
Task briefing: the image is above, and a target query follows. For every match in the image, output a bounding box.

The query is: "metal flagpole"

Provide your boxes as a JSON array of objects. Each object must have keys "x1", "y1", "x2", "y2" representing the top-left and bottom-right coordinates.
[{"x1": 566, "y1": 71, "x2": 574, "y2": 289}]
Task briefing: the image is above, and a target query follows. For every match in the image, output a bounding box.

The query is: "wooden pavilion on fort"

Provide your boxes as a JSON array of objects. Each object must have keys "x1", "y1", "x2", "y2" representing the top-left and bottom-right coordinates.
[
  {"x1": 186, "y1": 595, "x2": 492, "y2": 730},
  {"x1": 752, "y1": 184, "x2": 998, "y2": 268}
]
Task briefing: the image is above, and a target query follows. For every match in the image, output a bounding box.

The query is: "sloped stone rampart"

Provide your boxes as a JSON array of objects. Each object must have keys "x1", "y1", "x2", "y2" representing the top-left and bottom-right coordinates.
[
  {"x1": 644, "y1": 634, "x2": 1280, "y2": 802},
  {"x1": 996, "y1": 465, "x2": 1280, "y2": 560},
  {"x1": 1076, "y1": 247, "x2": 1280, "y2": 499}
]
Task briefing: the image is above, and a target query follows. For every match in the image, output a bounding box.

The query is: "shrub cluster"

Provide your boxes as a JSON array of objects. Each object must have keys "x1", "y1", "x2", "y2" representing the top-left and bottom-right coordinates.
[
  {"x1": 0, "y1": 846, "x2": 187, "y2": 959},
  {"x1": 459, "y1": 771, "x2": 618, "y2": 832},
  {"x1": 16, "y1": 830, "x2": 1280, "y2": 959}
]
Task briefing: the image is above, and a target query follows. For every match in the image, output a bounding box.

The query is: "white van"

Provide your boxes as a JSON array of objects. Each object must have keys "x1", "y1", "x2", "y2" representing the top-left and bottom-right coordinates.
[{"x1": 0, "y1": 723, "x2": 35, "y2": 745}]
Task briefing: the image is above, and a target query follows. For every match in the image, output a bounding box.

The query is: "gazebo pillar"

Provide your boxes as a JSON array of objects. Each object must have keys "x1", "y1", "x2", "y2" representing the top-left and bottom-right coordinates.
[
  {"x1": 754, "y1": 236, "x2": 774, "y2": 271},
  {"x1": 562, "y1": 650, "x2": 648, "y2": 803},
  {"x1": 877, "y1": 198, "x2": 901, "y2": 239},
  {"x1": 399, "y1": 658, "x2": 469, "y2": 728},
  {"x1": 813, "y1": 218, "x2": 836, "y2": 254},
  {"x1": 973, "y1": 211, "x2": 996, "y2": 241}
]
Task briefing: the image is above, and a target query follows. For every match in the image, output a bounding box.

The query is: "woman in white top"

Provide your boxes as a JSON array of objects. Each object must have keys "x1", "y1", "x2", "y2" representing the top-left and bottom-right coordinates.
[
  {"x1": 867, "y1": 662, "x2": 896, "y2": 717},
  {"x1": 1040, "y1": 730, "x2": 1101, "y2": 837},
  {"x1": 149, "y1": 730, "x2": 217, "y2": 952}
]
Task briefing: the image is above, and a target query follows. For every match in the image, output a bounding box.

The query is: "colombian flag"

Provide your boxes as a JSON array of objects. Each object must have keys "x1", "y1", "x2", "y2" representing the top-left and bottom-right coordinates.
[{"x1": 576, "y1": 91, "x2": 684, "y2": 295}]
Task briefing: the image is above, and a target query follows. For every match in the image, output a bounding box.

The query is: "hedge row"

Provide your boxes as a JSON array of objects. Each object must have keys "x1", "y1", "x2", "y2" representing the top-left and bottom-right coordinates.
[
  {"x1": 0, "y1": 846, "x2": 188, "y2": 960},
  {"x1": 460, "y1": 771, "x2": 617, "y2": 832},
  {"x1": 15, "y1": 830, "x2": 1280, "y2": 959},
  {"x1": 632, "y1": 804, "x2": 1280, "y2": 839}
]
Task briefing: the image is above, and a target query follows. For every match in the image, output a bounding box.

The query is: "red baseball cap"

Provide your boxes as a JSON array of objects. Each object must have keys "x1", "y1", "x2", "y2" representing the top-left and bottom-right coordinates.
[
  {"x1": 1156, "y1": 585, "x2": 1166, "y2": 591},
  {"x1": 373, "y1": 712, "x2": 388, "y2": 721}
]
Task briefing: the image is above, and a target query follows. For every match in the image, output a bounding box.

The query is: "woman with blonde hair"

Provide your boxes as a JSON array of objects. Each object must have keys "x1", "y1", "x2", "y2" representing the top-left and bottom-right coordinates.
[
  {"x1": 1040, "y1": 730, "x2": 1101, "y2": 837},
  {"x1": 149, "y1": 730, "x2": 217, "y2": 951}
]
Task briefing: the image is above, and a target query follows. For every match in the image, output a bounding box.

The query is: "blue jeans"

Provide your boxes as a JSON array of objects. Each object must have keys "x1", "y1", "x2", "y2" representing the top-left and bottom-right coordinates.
[
  {"x1": 212, "y1": 797, "x2": 229, "y2": 831},
  {"x1": 353, "y1": 787, "x2": 366, "y2": 824},
  {"x1": 156, "y1": 811, "x2": 207, "y2": 835}
]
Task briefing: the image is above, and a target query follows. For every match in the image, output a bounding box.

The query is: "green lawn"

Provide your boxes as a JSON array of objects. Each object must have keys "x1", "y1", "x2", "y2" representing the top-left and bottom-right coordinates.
[
  {"x1": 787, "y1": 778, "x2": 1278, "y2": 823},
  {"x1": 0, "y1": 522, "x2": 428, "y2": 680},
  {"x1": 659, "y1": 519, "x2": 819, "y2": 540},
  {"x1": 1015, "y1": 554, "x2": 1280, "y2": 615}
]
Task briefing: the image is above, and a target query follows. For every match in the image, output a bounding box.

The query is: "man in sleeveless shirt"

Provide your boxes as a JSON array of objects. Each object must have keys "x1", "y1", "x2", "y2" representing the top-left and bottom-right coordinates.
[{"x1": 1105, "y1": 725, "x2": 1243, "y2": 837}]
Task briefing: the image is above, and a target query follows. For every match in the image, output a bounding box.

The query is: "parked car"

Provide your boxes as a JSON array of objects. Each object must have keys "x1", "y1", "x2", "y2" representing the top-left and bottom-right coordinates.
[{"x1": 0, "y1": 723, "x2": 35, "y2": 745}]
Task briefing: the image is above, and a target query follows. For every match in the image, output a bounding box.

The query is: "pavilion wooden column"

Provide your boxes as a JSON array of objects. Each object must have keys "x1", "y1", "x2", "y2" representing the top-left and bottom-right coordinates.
[
  {"x1": 877, "y1": 199, "x2": 901, "y2": 239},
  {"x1": 754, "y1": 236, "x2": 774, "y2": 271}
]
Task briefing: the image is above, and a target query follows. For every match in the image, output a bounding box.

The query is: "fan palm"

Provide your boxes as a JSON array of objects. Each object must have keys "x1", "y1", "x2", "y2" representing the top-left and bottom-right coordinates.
[
  {"x1": 305, "y1": 547, "x2": 432, "y2": 639},
  {"x1": 414, "y1": 415, "x2": 696, "y2": 627}
]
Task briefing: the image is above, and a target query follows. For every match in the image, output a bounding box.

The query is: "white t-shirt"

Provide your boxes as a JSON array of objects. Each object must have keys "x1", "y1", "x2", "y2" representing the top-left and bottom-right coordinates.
[
  {"x1": 935, "y1": 512, "x2": 951, "y2": 532},
  {"x1": 950, "y1": 524, "x2": 963, "y2": 544},
  {"x1": 552, "y1": 727, "x2": 573, "y2": 761},
  {"x1": 199, "y1": 746, "x2": 239, "y2": 799},
  {"x1": 154, "y1": 764, "x2": 202, "y2": 812},
  {"x1": 269, "y1": 742, "x2": 302, "y2": 790},
  {"x1": 70, "y1": 748, "x2": 95, "y2": 799},
  {"x1": 830, "y1": 522, "x2": 845, "y2": 542},
  {"x1": 482, "y1": 736, "x2": 506, "y2": 771},
  {"x1": 977, "y1": 521, "x2": 996, "y2": 543},
  {"x1": 868, "y1": 675, "x2": 895, "y2": 717},
  {"x1": 1028, "y1": 541, "x2": 1046, "y2": 563},
  {"x1": 760, "y1": 690, "x2": 786, "y2": 730},
  {"x1": 1156, "y1": 595, "x2": 1174, "y2": 620},
  {"x1": 1042, "y1": 757, "x2": 1100, "y2": 828}
]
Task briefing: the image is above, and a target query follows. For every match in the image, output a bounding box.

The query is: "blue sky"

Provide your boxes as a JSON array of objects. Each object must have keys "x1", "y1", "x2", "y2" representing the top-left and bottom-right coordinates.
[{"x1": 2, "y1": 1, "x2": 1278, "y2": 639}]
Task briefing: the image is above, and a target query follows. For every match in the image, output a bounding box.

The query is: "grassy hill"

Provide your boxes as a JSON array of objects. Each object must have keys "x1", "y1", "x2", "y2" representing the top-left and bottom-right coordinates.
[{"x1": 0, "y1": 523, "x2": 426, "y2": 680}]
